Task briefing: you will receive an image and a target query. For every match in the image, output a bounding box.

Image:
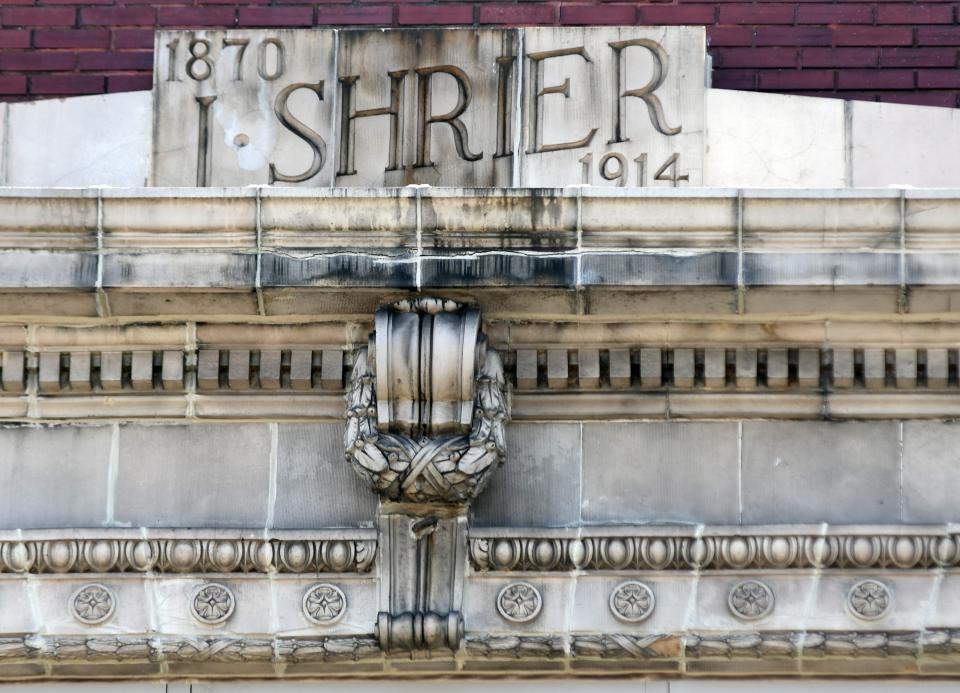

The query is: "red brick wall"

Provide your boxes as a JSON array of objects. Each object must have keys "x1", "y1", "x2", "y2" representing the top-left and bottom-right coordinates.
[{"x1": 1, "y1": 1, "x2": 959, "y2": 106}]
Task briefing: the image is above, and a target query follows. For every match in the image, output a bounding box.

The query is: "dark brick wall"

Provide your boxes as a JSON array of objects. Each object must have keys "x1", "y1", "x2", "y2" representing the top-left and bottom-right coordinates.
[{"x1": 1, "y1": 1, "x2": 959, "y2": 106}]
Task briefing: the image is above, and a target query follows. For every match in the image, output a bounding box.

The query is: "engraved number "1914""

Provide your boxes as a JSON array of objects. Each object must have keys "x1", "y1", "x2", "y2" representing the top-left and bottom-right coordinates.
[{"x1": 579, "y1": 151, "x2": 689, "y2": 187}]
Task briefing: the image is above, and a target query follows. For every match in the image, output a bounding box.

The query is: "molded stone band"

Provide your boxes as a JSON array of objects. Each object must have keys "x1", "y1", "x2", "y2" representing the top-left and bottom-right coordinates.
[
  {"x1": 0, "y1": 534, "x2": 376, "y2": 574},
  {"x1": 1, "y1": 188, "x2": 960, "y2": 295},
  {"x1": 469, "y1": 528, "x2": 960, "y2": 571},
  {"x1": 0, "y1": 527, "x2": 956, "y2": 574}
]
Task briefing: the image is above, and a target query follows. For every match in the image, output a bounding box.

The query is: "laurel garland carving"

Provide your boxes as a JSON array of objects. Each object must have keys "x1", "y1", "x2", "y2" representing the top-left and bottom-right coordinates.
[
  {"x1": 2, "y1": 632, "x2": 955, "y2": 667},
  {"x1": 0, "y1": 635, "x2": 381, "y2": 663},
  {"x1": 0, "y1": 538, "x2": 376, "y2": 575},
  {"x1": 469, "y1": 533, "x2": 960, "y2": 572},
  {"x1": 344, "y1": 305, "x2": 508, "y2": 504}
]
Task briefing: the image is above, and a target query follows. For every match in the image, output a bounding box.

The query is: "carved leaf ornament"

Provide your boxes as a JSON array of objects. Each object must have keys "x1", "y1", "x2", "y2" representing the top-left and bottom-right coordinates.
[{"x1": 345, "y1": 298, "x2": 509, "y2": 504}]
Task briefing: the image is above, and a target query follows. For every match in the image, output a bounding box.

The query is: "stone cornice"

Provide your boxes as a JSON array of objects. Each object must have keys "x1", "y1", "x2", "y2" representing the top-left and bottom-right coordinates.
[{"x1": 2, "y1": 187, "x2": 960, "y2": 321}]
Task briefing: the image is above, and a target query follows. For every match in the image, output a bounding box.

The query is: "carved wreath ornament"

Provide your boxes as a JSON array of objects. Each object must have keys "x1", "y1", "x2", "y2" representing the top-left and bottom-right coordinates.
[{"x1": 345, "y1": 298, "x2": 508, "y2": 504}]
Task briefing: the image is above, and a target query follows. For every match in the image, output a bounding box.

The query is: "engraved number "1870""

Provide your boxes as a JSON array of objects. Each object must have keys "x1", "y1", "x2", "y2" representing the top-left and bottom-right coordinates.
[{"x1": 166, "y1": 37, "x2": 286, "y2": 83}]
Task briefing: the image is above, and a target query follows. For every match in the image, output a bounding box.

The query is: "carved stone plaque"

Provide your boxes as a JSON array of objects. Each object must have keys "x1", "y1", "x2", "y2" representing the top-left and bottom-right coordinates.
[
  {"x1": 335, "y1": 28, "x2": 517, "y2": 187},
  {"x1": 152, "y1": 29, "x2": 336, "y2": 187},
  {"x1": 518, "y1": 27, "x2": 705, "y2": 187},
  {"x1": 151, "y1": 28, "x2": 704, "y2": 188}
]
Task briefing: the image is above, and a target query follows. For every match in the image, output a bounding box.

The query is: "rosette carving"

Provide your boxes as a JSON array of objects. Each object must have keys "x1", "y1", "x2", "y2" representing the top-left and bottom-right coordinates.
[{"x1": 344, "y1": 298, "x2": 508, "y2": 504}]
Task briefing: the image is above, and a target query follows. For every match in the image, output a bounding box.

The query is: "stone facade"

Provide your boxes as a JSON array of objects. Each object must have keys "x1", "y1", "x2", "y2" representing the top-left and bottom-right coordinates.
[{"x1": 0, "y1": 24, "x2": 960, "y2": 688}]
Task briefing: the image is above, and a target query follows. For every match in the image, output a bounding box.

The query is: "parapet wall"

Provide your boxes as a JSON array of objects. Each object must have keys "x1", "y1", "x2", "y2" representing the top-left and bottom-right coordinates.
[{"x1": 1, "y1": 3, "x2": 960, "y2": 107}]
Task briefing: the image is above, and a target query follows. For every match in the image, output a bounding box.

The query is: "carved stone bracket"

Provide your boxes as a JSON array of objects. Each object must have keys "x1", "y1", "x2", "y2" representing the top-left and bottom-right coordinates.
[
  {"x1": 344, "y1": 297, "x2": 508, "y2": 654},
  {"x1": 344, "y1": 297, "x2": 508, "y2": 505}
]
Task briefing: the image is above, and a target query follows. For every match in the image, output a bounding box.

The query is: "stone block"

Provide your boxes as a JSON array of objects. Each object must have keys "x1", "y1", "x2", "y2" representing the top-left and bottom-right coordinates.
[
  {"x1": 0, "y1": 582, "x2": 34, "y2": 633},
  {"x1": 337, "y1": 28, "x2": 517, "y2": 187},
  {"x1": 927, "y1": 348, "x2": 948, "y2": 388},
  {"x1": 673, "y1": 348, "x2": 695, "y2": 388},
  {"x1": 581, "y1": 252, "x2": 736, "y2": 286},
  {"x1": 546, "y1": 349, "x2": 568, "y2": 389},
  {"x1": 289, "y1": 350, "x2": 312, "y2": 391},
  {"x1": 471, "y1": 423, "x2": 581, "y2": 527},
  {"x1": 33, "y1": 579, "x2": 151, "y2": 635},
  {"x1": 864, "y1": 348, "x2": 886, "y2": 389},
  {"x1": 832, "y1": 348, "x2": 854, "y2": 388},
  {"x1": 570, "y1": 575, "x2": 694, "y2": 634},
  {"x1": 519, "y1": 27, "x2": 705, "y2": 187},
  {"x1": 581, "y1": 422, "x2": 740, "y2": 524},
  {"x1": 151, "y1": 577, "x2": 272, "y2": 635},
  {"x1": 68, "y1": 351, "x2": 91, "y2": 392},
  {"x1": 260, "y1": 252, "x2": 416, "y2": 289},
  {"x1": 0, "y1": 351, "x2": 24, "y2": 393},
  {"x1": 691, "y1": 574, "x2": 819, "y2": 633},
  {"x1": 851, "y1": 100, "x2": 960, "y2": 188},
  {"x1": 101, "y1": 188, "x2": 257, "y2": 248},
  {"x1": 272, "y1": 423, "x2": 377, "y2": 529},
  {"x1": 102, "y1": 252, "x2": 256, "y2": 289},
  {"x1": 515, "y1": 350, "x2": 538, "y2": 390},
  {"x1": 742, "y1": 190, "x2": 900, "y2": 250},
  {"x1": 260, "y1": 349, "x2": 281, "y2": 390},
  {"x1": 260, "y1": 187, "x2": 418, "y2": 249},
  {"x1": 767, "y1": 348, "x2": 788, "y2": 388},
  {"x1": 735, "y1": 348, "x2": 757, "y2": 390},
  {"x1": 797, "y1": 348, "x2": 820, "y2": 388},
  {"x1": 272, "y1": 578, "x2": 378, "y2": 635},
  {"x1": 38, "y1": 352, "x2": 61, "y2": 393},
  {"x1": 197, "y1": 349, "x2": 220, "y2": 390},
  {"x1": 906, "y1": 253, "x2": 960, "y2": 285},
  {"x1": 228, "y1": 349, "x2": 250, "y2": 390},
  {"x1": 6, "y1": 91, "x2": 151, "y2": 187},
  {"x1": 0, "y1": 251, "x2": 96, "y2": 289},
  {"x1": 100, "y1": 351, "x2": 123, "y2": 391},
  {"x1": 638, "y1": 348, "x2": 660, "y2": 387},
  {"x1": 586, "y1": 287, "x2": 737, "y2": 318},
  {"x1": 114, "y1": 424, "x2": 271, "y2": 527},
  {"x1": 462, "y1": 576, "x2": 572, "y2": 634},
  {"x1": 905, "y1": 191, "x2": 960, "y2": 250},
  {"x1": 742, "y1": 252, "x2": 900, "y2": 286},
  {"x1": 744, "y1": 286, "x2": 899, "y2": 315},
  {"x1": 153, "y1": 30, "x2": 337, "y2": 187},
  {"x1": 741, "y1": 422, "x2": 900, "y2": 524},
  {"x1": 610, "y1": 348, "x2": 633, "y2": 388},
  {"x1": 704, "y1": 348, "x2": 725, "y2": 388},
  {"x1": 0, "y1": 424, "x2": 112, "y2": 528},
  {"x1": 895, "y1": 348, "x2": 917, "y2": 389},
  {"x1": 130, "y1": 350, "x2": 154, "y2": 391},
  {"x1": 421, "y1": 188, "x2": 578, "y2": 250},
  {"x1": 704, "y1": 90, "x2": 845, "y2": 188},
  {"x1": 420, "y1": 255, "x2": 575, "y2": 288},
  {"x1": 0, "y1": 189, "x2": 98, "y2": 246},
  {"x1": 902, "y1": 421, "x2": 960, "y2": 523},
  {"x1": 579, "y1": 189, "x2": 737, "y2": 248},
  {"x1": 578, "y1": 349, "x2": 600, "y2": 389},
  {"x1": 161, "y1": 350, "x2": 184, "y2": 390},
  {"x1": 320, "y1": 349, "x2": 343, "y2": 390}
]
